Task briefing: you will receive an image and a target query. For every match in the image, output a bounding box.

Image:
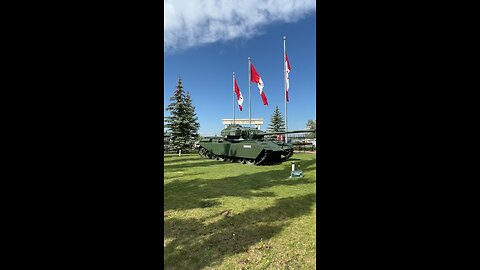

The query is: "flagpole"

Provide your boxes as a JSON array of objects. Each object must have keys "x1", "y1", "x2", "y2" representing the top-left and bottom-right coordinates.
[
  {"x1": 248, "y1": 57, "x2": 251, "y2": 128},
  {"x1": 233, "y1": 72, "x2": 235, "y2": 125},
  {"x1": 284, "y1": 36, "x2": 288, "y2": 143}
]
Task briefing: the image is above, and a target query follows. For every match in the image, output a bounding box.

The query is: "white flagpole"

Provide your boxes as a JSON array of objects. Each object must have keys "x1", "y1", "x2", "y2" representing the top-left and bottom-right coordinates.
[
  {"x1": 233, "y1": 72, "x2": 235, "y2": 125},
  {"x1": 248, "y1": 57, "x2": 251, "y2": 128},
  {"x1": 284, "y1": 36, "x2": 288, "y2": 143}
]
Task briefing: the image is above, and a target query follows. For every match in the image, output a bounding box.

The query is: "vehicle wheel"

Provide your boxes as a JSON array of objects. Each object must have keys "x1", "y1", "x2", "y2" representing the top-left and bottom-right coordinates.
[
  {"x1": 281, "y1": 149, "x2": 294, "y2": 161},
  {"x1": 245, "y1": 159, "x2": 255, "y2": 165},
  {"x1": 198, "y1": 147, "x2": 208, "y2": 158}
]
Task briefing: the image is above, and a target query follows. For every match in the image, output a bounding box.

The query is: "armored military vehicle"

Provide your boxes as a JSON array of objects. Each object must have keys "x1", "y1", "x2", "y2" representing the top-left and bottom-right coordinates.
[{"x1": 198, "y1": 124, "x2": 314, "y2": 165}]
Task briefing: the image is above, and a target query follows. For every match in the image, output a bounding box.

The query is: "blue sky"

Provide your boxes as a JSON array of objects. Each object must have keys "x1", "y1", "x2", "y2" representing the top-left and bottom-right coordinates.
[{"x1": 164, "y1": 0, "x2": 316, "y2": 136}]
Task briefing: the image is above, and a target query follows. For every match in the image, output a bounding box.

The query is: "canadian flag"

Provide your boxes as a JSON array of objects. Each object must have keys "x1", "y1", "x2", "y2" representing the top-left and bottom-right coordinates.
[
  {"x1": 250, "y1": 63, "x2": 268, "y2": 106},
  {"x1": 234, "y1": 78, "x2": 243, "y2": 111},
  {"x1": 285, "y1": 53, "x2": 291, "y2": 102}
]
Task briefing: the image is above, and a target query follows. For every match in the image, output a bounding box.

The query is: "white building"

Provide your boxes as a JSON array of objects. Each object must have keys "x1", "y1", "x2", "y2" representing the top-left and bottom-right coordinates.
[{"x1": 222, "y1": 118, "x2": 264, "y2": 129}]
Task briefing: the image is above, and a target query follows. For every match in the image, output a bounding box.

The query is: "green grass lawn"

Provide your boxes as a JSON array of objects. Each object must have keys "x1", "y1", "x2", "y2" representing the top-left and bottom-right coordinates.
[{"x1": 164, "y1": 153, "x2": 316, "y2": 270}]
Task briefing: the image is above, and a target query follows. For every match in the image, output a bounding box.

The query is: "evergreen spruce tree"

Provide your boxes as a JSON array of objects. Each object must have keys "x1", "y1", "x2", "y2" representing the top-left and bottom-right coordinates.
[
  {"x1": 164, "y1": 78, "x2": 200, "y2": 152},
  {"x1": 306, "y1": 119, "x2": 316, "y2": 139},
  {"x1": 183, "y1": 91, "x2": 200, "y2": 146},
  {"x1": 266, "y1": 105, "x2": 285, "y2": 140}
]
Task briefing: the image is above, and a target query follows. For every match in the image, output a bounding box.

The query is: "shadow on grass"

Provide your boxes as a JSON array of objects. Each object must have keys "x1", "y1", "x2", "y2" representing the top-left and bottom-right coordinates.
[
  {"x1": 164, "y1": 158, "x2": 316, "y2": 211},
  {"x1": 165, "y1": 160, "x2": 224, "y2": 171},
  {"x1": 164, "y1": 193, "x2": 316, "y2": 270},
  {"x1": 164, "y1": 171, "x2": 206, "y2": 182},
  {"x1": 164, "y1": 153, "x2": 313, "y2": 169},
  {"x1": 164, "y1": 154, "x2": 254, "y2": 171},
  {"x1": 164, "y1": 154, "x2": 203, "y2": 165}
]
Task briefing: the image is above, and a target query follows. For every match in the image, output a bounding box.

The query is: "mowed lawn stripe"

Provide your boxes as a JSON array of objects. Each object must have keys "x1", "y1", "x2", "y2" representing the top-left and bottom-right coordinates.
[{"x1": 164, "y1": 153, "x2": 316, "y2": 270}]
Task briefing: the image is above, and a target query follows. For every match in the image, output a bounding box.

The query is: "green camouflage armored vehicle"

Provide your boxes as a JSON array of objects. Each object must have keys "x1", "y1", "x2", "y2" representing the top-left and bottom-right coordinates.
[{"x1": 198, "y1": 124, "x2": 314, "y2": 165}]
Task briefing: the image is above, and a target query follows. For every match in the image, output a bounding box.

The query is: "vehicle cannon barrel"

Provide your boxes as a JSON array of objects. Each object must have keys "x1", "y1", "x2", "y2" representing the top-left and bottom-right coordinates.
[{"x1": 257, "y1": 129, "x2": 315, "y2": 137}]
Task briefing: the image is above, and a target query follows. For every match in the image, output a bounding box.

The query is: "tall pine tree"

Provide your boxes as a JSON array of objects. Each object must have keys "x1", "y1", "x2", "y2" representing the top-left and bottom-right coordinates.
[
  {"x1": 184, "y1": 91, "x2": 200, "y2": 143},
  {"x1": 306, "y1": 119, "x2": 316, "y2": 139},
  {"x1": 164, "y1": 78, "x2": 200, "y2": 152},
  {"x1": 266, "y1": 105, "x2": 285, "y2": 140}
]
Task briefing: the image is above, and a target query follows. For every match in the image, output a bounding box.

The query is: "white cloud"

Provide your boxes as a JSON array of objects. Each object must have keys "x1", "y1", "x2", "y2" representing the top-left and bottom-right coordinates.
[{"x1": 164, "y1": 0, "x2": 316, "y2": 53}]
